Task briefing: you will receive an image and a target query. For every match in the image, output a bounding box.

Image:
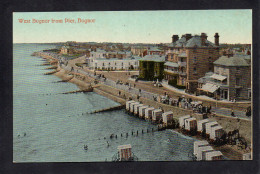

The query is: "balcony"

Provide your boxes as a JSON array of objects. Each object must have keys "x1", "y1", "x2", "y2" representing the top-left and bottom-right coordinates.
[
  {"x1": 178, "y1": 61, "x2": 186, "y2": 67},
  {"x1": 164, "y1": 69, "x2": 179, "y2": 74},
  {"x1": 179, "y1": 72, "x2": 187, "y2": 76}
]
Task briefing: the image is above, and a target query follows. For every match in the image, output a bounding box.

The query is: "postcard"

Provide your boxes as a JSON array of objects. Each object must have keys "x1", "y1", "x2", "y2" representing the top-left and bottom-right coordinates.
[{"x1": 13, "y1": 10, "x2": 252, "y2": 162}]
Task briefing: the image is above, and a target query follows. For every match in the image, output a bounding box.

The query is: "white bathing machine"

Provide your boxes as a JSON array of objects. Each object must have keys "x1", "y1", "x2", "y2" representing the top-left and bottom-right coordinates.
[
  {"x1": 205, "y1": 121, "x2": 219, "y2": 135},
  {"x1": 178, "y1": 115, "x2": 191, "y2": 129},
  {"x1": 162, "y1": 111, "x2": 174, "y2": 125},
  {"x1": 152, "y1": 109, "x2": 163, "y2": 122},
  {"x1": 134, "y1": 104, "x2": 143, "y2": 115},
  {"x1": 205, "y1": 151, "x2": 223, "y2": 161},
  {"x1": 184, "y1": 117, "x2": 197, "y2": 131},
  {"x1": 126, "y1": 100, "x2": 135, "y2": 111},
  {"x1": 194, "y1": 140, "x2": 209, "y2": 158},
  {"x1": 197, "y1": 145, "x2": 214, "y2": 161},
  {"x1": 130, "y1": 102, "x2": 140, "y2": 114},
  {"x1": 210, "y1": 125, "x2": 225, "y2": 140},
  {"x1": 145, "y1": 107, "x2": 155, "y2": 120},
  {"x1": 197, "y1": 119, "x2": 210, "y2": 134},
  {"x1": 243, "y1": 153, "x2": 252, "y2": 160},
  {"x1": 138, "y1": 105, "x2": 148, "y2": 118},
  {"x1": 117, "y1": 144, "x2": 132, "y2": 161}
]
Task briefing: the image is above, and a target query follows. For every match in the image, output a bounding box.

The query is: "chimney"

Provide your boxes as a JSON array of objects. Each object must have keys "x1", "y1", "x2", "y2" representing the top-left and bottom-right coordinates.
[
  {"x1": 172, "y1": 35, "x2": 179, "y2": 43},
  {"x1": 214, "y1": 33, "x2": 219, "y2": 46},
  {"x1": 185, "y1": 34, "x2": 192, "y2": 41},
  {"x1": 201, "y1": 33, "x2": 208, "y2": 46}
]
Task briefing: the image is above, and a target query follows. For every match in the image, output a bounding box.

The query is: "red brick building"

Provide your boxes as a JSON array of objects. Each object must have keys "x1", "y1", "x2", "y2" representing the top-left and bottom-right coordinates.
[{"x1": 165, "y1": 33, "x2": 220, "y2": 93}]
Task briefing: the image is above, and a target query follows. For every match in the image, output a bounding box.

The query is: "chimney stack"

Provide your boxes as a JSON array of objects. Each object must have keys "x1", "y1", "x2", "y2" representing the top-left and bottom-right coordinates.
[
  {"x1": 214, "y1": 33, "x2": 219, "y2": 46},
  {"x1": 172, "y1": 35, "x2": 179, "y2": 43},
  {"x1": 185, "y1": 34, "x2": 192, "y2": 41},
  {"x1": 201, "y1": 33, "x2": 208, "y2": 46}
]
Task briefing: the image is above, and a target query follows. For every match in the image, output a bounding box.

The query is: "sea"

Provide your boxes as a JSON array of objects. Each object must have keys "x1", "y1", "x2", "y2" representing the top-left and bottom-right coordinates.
[{"x1": 13, "y1": 43, "x2": 195, "y2": 162}]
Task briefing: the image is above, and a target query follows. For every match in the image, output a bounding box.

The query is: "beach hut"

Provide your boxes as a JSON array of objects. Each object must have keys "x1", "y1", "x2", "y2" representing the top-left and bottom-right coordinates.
[
  {"x1": 139, "y1": 106, "x2": 148, "y2": 118},
  {"x1": 197, "y1": 145, "x2": 214, "y2": 161},
  {"x1": 162, "y1": 111, "x2": 174, "y2": 125},
  {"x1": 205, "y1": 151, "x2": 223, "y2": 161},
  {"x1": 134, "y1": 104, "x2": 143, "y2": 116},
  {"x1": 178, "y1": 115, "x2": 191, "y2": 129},
  {"x1": 117, "y1": 144, "x2": 132, "y2": 161},
  {"x1": 193, "y1": 141, "x2": 209, "y2": 158},
  {"x1": 210, "y1": 125, "x2": 225, "y2": 140},
  {"x1": 184, "y1": 118, "x2": 197, "y2": 131},
  {"x1": 145, "y1": 107, "x2": 155, "y2": 120},
  {"x1": 152, "y1": 109, "x2": 163, "y2": 122},
  {"x1": 130, "y1": 102, "x2": 140, "y2": 114},
  {"x1": 126, "y1": 100, "x2": 135, "y2": 111},
  {"x1": 197, "y1": 119, "x2": 210, "y2": 134},
  {"x1": 205, "y1": 121, "x2": 219, "y2": 135}
]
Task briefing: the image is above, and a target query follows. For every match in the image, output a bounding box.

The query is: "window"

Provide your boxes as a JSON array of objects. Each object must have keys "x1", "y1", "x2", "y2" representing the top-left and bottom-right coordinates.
[
  {"x1": 193, "y1": 67, "x2": 197, "y2": 73},
  {"x1": 115, "y1": 62, "x2": 117, "y2": 65},
  {"x1": 236, "y1": 77, "x2": 240, "y2": 86},
  {"x1": 193, "y1": 57, "x2": 197, "y2": 63},
  {"x1": 208, "y1": 57, "x2": 212, "y2": 62},
  {"x1": 236, "y1": 67, "x2": 240, "y2": 70},
  {"x1": 181, "y1": 57, "x2": 184, "y2": 62},
  {"x1": 102, "y1": 63, "x2": 105, "y2": 66},
  {"x1": 122, "y1": 62, "x2": 123, "y2": 66},
  {"x1": 236, "y1": 89, "x2": 241, "y2": 97}
]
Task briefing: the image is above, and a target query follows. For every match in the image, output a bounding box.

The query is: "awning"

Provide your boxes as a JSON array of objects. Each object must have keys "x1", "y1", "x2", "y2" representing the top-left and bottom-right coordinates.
[
  {"x1": 200, "y1": 83, "x2": 219, "y2": 93},
  {"x1": 210, "y1": 74, "x2": 227, "y2": 81},
  {"x1": 164, "y1": 61, "x2": 179, "y2": 67}
]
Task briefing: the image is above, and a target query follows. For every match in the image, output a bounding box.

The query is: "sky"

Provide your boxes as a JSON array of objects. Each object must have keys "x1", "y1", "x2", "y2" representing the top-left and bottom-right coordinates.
[{"x1": 13, "y1": 10, "x2": 252, "y2": 44}]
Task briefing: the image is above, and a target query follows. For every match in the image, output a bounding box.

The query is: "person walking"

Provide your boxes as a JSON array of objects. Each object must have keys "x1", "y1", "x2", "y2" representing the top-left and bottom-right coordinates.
[{"x1": 231, "y1": 109, "x2": 235, "y2": 117}]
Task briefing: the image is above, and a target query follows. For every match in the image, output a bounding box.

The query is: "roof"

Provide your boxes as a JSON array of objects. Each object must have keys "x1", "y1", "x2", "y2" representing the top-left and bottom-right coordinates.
[
  {"x1": 148, "y1": 47, "x2": 162, "y2": 52},
  {"x1": 163, "y1": 111, "x2": 173, "y2": 115},
  {"x1": 178, "y1": 52, "x2": 187, "y2": 57},
  {"x1": 165, "y1": 61, "x2": 179, "y2": 67},
  {"x1": 172, "y1": 35, "x2": 217, "y2": 48},
  {"x1": 211, "y1": 125, "x2": 223, "y2": 130},
  {"x1": 118, "y1": 144, "x2": 132, "y2": 150},
  {"x1": 185, "y1": 117, "x2": 196, "y2": 122},
  {"x1": 179, "y1": 115, "x2": 191, "y2": 119},
  {"x1": 206, "y1": 151, "x2": 223, "y2": 157},
  {"x1": 185, "y1": 35, "x2": 216, "y2": 48},
  {"x1": 206, "y1": 121, "x2": 219, "y2": 126},
  {"x1": 198, "y1": 119, "x2": 210, "y2": 124},
  {"x1": 201, "y1": 83, "x2": 219, "y2": 93},
  {"x1": 214, "y1": 56, "x2": 250, "y2": 66},
  {"x1": 198, "y1": 72, "x2": 214, "y2": 83},
  {"x1": 153, "y1": 109, "x2": 162, "y2": 112},
  {"x1": 210, "y1": 74, "x2": 227, "y2": 81},
  {"x1": 141, "y1": 55, "x2": 165, "y2": 62}
]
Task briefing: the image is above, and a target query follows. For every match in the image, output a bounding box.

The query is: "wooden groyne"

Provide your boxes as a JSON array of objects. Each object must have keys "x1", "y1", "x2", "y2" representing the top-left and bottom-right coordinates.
[
  {"x1": 44, "y1": 70, "x2": 59, "y2": 75},
  {"x1": 90, "y1": 105, "x2": 125, "y2": 114},
  {"x1": 61, "y1": 88, "x2": 93, "y2": 94},
  {"x1": 45, "y1": 66, "x2": 58, "y2": 70}
]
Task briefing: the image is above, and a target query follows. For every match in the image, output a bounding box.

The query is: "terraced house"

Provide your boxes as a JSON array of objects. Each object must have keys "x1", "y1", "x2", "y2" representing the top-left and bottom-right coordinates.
[{"x1": 165, "y1": 33, "x2": 220, "y2": 93}]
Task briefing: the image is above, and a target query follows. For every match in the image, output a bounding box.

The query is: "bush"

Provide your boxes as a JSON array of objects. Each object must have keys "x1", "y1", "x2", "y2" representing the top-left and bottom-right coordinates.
[{"x1": 168, "y1": 79, "x2": 186, "y2": 89}]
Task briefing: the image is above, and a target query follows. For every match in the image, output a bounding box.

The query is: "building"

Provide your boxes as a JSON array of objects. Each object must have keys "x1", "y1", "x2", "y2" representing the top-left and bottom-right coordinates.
[
  {"x1": 138, "y1": 55, "x2": 165, "y2": 81},
  {"x1": 131, "y1": 46, "x2": 148, "y2": 57},
  {"x1": 165, "y1": 33, "x2": 220, "y2": 93},
  {"x1": 60, "y1": 46, "x2": 75, "y2": 55},
  {"x1": 197, "y1": 55, "x2": 251, "y2": 100},
  {"x1": 87, "y1": 57, "x2": 140, "y2": 71}
]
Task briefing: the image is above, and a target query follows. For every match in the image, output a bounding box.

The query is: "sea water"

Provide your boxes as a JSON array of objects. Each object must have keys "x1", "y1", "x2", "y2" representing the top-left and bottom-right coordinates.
[{"x1": 13, "y1": 43, "x2": 195, "y2": 162}]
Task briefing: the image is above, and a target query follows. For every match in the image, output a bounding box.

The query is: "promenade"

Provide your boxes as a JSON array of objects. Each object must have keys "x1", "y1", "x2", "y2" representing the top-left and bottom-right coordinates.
[{"x1": 61, "y1": 55, "x2": 251, "y2": 121}]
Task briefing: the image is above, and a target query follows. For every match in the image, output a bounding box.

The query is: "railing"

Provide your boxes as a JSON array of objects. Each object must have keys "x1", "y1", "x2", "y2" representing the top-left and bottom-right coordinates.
[
  {"x1": 164, "y1": 69, "x2": 179, "y2": 74},
  {"x1": 178, "y1": 61, "x2": 186, "y2": 67}
]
